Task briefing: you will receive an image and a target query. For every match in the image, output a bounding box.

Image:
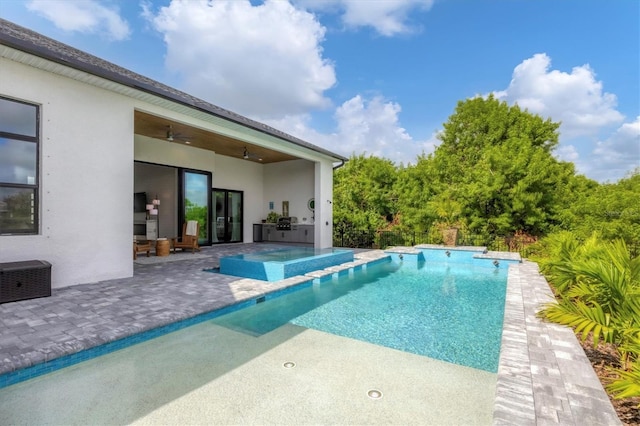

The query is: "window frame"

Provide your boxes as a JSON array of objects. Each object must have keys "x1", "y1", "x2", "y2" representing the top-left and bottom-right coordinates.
[{"x1": 0, "y1": 95, "x2": 40, "y2": 235}]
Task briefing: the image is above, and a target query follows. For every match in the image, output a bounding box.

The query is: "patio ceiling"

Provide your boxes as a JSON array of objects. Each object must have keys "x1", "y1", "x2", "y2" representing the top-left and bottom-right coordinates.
[{"x1": 134, "y1": 110, "x2": 298, "y2": 164}]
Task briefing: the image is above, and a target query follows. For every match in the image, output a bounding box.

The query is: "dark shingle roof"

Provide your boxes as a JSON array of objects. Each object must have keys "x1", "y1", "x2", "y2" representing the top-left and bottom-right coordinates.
[{"x1": 0, "y1": 18, "x2": 347, "y2": 161}]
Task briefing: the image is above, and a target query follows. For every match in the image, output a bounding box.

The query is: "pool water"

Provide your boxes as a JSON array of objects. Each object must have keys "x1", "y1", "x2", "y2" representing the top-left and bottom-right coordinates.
[{"x1": 212, "y1": 258, "x2": 507, "y2": 372}]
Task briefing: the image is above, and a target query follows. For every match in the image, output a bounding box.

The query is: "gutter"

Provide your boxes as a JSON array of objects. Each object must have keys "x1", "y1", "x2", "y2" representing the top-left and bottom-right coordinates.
[{"x1": 333, "y1": 159, "x2": 346, "y2": 170}]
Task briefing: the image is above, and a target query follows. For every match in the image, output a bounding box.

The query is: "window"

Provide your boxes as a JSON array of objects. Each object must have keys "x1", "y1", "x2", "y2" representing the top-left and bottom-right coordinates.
[{"x1": 0, "y1": 96, "x2": 39, "y2": 235}]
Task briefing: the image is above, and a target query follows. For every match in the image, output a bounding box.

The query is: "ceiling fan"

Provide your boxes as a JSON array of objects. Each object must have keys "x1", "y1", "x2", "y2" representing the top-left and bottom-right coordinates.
[
  {"x1": 243, "y1": 146, "x2": 262, "y2": 161},
  {"x1": 166, "y1": 125, "x2": 191, "y2": 144}
]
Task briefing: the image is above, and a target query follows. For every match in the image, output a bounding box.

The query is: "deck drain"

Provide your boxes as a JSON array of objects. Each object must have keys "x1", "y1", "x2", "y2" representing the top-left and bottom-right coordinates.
[
  {"x1": 283, "y1": 361, "x2": 296, "y2": 369},
  {"x1": 367, "y1": 389, "x2": 383, "y2": 399}
]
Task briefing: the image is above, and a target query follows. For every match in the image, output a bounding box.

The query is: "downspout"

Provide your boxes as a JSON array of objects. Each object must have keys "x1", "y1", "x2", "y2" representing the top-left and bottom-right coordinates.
[{"x1": 333, "y1": 159, "x2": 346, "y2": 170}]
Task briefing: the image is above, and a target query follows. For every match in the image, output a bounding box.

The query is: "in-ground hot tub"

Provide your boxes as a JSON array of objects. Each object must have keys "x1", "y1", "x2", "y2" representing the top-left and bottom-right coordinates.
[{"x1": 219, "y1": 247, "x2": 354, "y2": 281}]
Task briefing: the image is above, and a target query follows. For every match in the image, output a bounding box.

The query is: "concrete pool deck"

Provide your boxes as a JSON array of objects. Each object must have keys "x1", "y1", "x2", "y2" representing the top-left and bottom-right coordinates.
[{"x1": 0, "y1": 243, "x2": 621, "y2": 425}]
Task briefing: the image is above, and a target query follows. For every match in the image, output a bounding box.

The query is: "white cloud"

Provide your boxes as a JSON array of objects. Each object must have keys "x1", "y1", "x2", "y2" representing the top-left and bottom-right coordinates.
[
  {"x1": 297, "y1": 0, "x2": 434, "y2": 36},
  {"x1": 495, "y1": 53, "x2": 624, "y2": 138},
  {"x1": 492, "y1": 53, "x2": 639, "y2": 182},
  {"x1": 264, "y1": 95, "x2": 436, "y2": 165},
  {"x1": 589, "y1": 117, "x2": 640, "y2": 181},
  {"x1": 146, "y1": 0, "x2": 335, "y2": 118},
  {"x1": 26, "y1": 0, "x2": 130, "y2": 41},
  {"x1": 554, "y1": 144, "x2": 580, "y2": 164}
]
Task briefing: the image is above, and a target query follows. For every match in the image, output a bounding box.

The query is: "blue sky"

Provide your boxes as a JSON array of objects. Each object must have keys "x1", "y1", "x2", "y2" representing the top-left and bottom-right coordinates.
[{"x1": 2, "y1": 0, "x2": 638, "y2": 182}]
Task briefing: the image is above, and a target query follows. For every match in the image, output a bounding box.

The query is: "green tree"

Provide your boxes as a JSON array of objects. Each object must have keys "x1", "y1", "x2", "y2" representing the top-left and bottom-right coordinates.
[
  {"x1": 333, "y1": 154, "x2": 398, "y2": 231},
  {"x1": 411, "y1": 95, "x2": 575, "y2": 238},
  {"x1": 394, "y1": 155, "x2": 438, "y2": 232},
  {"x1": 561, "y1": 170, "x2": 640, "y2": 244}
]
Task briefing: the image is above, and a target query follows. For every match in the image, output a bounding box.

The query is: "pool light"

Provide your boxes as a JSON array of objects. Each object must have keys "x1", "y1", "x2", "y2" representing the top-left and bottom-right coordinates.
[{"x1": 367, "y1": 389, "x2": 383, "y2": 399}]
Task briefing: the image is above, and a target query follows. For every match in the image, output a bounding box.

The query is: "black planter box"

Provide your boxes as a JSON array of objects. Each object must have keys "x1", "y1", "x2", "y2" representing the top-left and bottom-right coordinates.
[{"x1": 0, "y1": 260, "x2": 52, "y2": 304}]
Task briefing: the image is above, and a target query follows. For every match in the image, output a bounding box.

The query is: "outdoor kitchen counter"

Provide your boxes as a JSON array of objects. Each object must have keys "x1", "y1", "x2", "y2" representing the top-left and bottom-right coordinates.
[{"x1": 261, "y1": 223, "x2": 314, "y2": 243}]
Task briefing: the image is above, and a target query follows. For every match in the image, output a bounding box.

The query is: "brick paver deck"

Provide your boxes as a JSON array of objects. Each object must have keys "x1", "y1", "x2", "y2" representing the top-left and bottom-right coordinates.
[{"x1": 0, "y1": 244, "x2": 621, "y2": 424}]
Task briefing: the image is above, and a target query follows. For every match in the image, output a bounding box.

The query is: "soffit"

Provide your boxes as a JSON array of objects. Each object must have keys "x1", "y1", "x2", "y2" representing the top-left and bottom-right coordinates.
[{"x1": 135, "y1": 111, "x2": 297, "y2": 163}]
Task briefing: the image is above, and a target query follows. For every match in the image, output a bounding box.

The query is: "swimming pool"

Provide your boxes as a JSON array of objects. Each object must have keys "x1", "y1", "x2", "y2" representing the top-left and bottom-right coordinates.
[
  {"x1": 213, "y1": 256, "x2": 508, "y2": 372},
  {"x1": 0, "y1": 246, "x2": 514, "y2": 388}
]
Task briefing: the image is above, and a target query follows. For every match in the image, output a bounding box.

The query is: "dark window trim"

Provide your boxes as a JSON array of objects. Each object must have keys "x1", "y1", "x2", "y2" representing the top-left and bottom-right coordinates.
[{"x1": 0, "y1": 95, "x2": 40, "y2": 235}]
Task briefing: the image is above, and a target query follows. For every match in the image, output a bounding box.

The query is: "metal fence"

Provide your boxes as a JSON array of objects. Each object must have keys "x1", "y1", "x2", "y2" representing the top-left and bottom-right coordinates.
[
  {"x1": 333, "y1": 227, "x2": 640, "y2": 259},
  {"x1": 334, "y1": 228, "x2": 509, "y2": 250},
  {"x1": 333, "y1": 228, "x2": 539, "y2": 257}
]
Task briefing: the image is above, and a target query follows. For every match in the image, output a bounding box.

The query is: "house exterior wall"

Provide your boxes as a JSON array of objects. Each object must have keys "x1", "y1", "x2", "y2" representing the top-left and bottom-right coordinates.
[
  {"x1": 263, "y1": 160, "x2": 315, "y2": 223},
  {"x1": 1, "y1": 49, "x2": 337, "y2": 289},
  {"x1": 0, "y1": 57, "x2": 134, "y2": 288}
]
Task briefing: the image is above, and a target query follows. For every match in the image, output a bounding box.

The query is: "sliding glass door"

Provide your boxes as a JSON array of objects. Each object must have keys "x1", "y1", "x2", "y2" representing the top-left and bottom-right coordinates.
[
  {"x1": 213, "y1": 189, "x2": 243, "y2": 243},
  {"x1": 180, "y1": 170, "x2": 211, "y2": 245}
]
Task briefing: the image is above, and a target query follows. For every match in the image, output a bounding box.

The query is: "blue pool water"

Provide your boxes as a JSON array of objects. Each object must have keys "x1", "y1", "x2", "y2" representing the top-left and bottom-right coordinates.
[
  {"x1": 212, "y1": 256, "x2": 508, "y2": 372},
  {"x1": 218, "y1": 247, "x2": 354, "y2": 281}
]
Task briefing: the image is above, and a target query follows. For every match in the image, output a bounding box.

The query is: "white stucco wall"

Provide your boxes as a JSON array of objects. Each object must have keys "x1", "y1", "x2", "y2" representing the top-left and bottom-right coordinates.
[
  {"x1": 263, "y1": 160, "x2": 315, "y2": 223},
  {"x1": 0, "y1": 58, "x2": 134, "y2": 288},
  {"x1": 315, "y1": 161, "x2": 334, "y2": 248}
]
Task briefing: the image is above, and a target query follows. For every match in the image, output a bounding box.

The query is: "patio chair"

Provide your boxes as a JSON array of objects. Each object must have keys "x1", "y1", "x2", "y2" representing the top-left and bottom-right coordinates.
[
  {"x1": 133, "y1": 240, "x2": 152, "y2": 259},
  {"x1": 173, "y1": 221, "x2": 201, "y2": 253}
]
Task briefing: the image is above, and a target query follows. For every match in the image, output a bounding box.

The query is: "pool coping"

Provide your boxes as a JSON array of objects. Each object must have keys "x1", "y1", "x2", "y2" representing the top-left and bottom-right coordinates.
[{"x1": 0, "y1": 244, "x2": 622, "y2": 424}]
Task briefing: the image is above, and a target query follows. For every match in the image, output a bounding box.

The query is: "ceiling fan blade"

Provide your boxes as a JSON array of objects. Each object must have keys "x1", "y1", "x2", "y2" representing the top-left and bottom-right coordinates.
[
  {"x1": 243, "y1": 147, "x2": 262, "y2": 161},
  {"x1": 166, "y1": 125, "x2": 190, "y2": 143}
]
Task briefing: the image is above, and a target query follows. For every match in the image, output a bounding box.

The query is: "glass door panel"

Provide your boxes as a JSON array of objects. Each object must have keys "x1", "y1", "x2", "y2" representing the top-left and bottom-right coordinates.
[
  {"x1": 213, "y1": 189, "x2": 243, "y2": 243},
  {"x1": 214, "y1": 190, "x2": 226, "y2": 243},
  {"x1": 183, "y1": 171, "x2": 210, "y2": 245},
  {"x1": 229, "y1": 191, "x2": 243, "y2": 242}
]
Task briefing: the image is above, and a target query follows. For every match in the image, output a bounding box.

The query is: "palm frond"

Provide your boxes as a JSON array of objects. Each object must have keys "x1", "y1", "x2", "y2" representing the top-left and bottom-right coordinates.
[
  {"x1": 538, "y1": 300, "x2": 615, "y2": 346},
  {"x1": 606, "y1": 361, "x2": 640, "y2": 403}
]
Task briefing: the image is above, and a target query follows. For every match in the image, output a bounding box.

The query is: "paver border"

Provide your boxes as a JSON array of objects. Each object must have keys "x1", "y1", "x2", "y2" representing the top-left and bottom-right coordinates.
[{"x1": 494, "y1": 261, "x2": 621, "y2": 425}]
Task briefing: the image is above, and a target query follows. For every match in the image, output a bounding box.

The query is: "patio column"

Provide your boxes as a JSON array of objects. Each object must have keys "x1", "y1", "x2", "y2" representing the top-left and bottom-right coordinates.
[{"x1": 314, "y1": 160, "x2": 334, "y2": 249}]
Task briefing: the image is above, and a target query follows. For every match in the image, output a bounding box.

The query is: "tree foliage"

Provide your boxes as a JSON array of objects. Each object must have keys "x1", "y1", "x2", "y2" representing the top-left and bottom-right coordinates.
[
  {"x1": 333, "y1": 154, "x2": 398, "y2": 231},
  {"x1": 333, "y1": 96, "x2": 639, "y2": 250},
  {"x1": 560, "y1": 170, "x2": 640, "y2": 244},
  {"x1": 420, "y1": 95, "x2": 574, "y2": 237}
]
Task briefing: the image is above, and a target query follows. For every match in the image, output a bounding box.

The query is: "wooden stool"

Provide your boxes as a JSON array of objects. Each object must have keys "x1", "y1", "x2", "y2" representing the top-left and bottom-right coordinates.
[{"x1": 156, "y1": 239, "x2": 170, "y2": 257}]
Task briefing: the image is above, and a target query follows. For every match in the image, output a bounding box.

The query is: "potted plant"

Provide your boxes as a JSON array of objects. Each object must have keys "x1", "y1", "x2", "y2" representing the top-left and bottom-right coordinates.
[{"x1": 266, "y1": 211, "x2": 280, "y2": 223}]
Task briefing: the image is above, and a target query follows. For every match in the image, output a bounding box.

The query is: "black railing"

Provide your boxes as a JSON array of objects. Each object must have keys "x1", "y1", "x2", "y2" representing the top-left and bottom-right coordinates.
[
  {"x1": 333, "y1": 228, "x2": 532, "y2": 257},
  {"x1": 333, "y1": 227, "x2": 640, "y2": 259}
]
